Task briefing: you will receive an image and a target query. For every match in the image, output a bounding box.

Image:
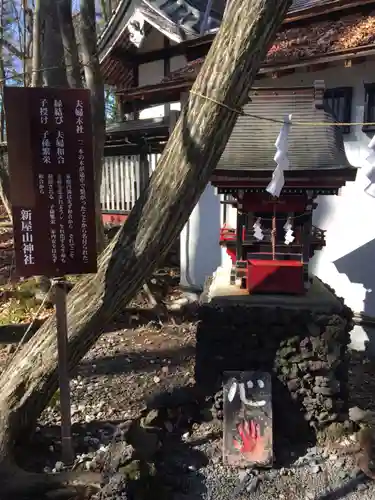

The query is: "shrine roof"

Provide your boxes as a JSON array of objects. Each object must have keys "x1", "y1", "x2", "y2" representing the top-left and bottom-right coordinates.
[
  {"x1": 163, "y1": 9, "x2": 375, "y2": 83},
  {"x1": 99, "y1": 0, "x2": 375, "y2": 88},
  {"x1": 217, "y1": 85, "x2": 352, "y2": 172}
]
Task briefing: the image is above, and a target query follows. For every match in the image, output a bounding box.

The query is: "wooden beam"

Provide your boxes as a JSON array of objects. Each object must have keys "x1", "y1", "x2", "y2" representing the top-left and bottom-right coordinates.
[
  {"x1": 132, "y1": 61, "x2": 140, "y2": 118},
  {"x1": 120, "y1": 34, "x2": 213, "y2": 65},
  {"x1": 344, "y1": 56, "x2": 367, "y2": 67},
  {"x1": 164, "y1": 36, "x2": 171, "y2": 115},
  {"x1": 271, "y1": 68, "x2": 295, "y2": 78},
  {"x1": 117, "y1": 45, "x2": 375, "y2": 113},
  {"x1": 259, "y1": 45, "x2": 375, "y2": 74},
  {"x1": 111, "y1": 46, "x2": 138, "y2": 63},
  {"x1": 306, "y1": 62, "x2": 329, "y2": 72},
  {"x1": 284, "y1": 0, "x2": 375, "y2": 24},
  {"x1": 104, "y1": 143, "x2": 165, "y2": 157}
]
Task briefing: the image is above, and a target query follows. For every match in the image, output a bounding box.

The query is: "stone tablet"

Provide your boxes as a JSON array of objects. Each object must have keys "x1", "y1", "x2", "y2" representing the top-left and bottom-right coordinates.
[{"x1": 223, "y1": 371, "x2": 273, "y2": 467}]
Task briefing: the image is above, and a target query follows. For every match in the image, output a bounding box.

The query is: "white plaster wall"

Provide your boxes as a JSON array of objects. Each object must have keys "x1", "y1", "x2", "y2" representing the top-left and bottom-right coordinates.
[
  {"x1": 138, "y1": 30, "x2": 186, "y2": 119},
  {"x1": 180, "y1": 61, "x2": 375, "y2": 329},
  {"x1": 255, "y1": 63, "x2": 375, "y2": 321},
  {"x1": 139, "y1": 59, "x2": 165, "y2": 118},
  {"x1": 180, "y1": 184, "x2": 222, "y2": 290}
]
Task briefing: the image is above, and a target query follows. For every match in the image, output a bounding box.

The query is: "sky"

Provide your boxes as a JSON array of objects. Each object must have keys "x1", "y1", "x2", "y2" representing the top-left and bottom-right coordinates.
[{"x1": 4, "y1": 0, "x2": 107, "y2": 84}]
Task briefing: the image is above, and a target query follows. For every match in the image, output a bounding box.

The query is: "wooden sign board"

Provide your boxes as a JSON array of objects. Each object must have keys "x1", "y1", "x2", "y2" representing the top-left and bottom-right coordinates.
[
  {"x1": 223, "y1": 371, "x2": 273, "y2": 467},
  {"x1": 4, "y1": 87, "x2": 97, "y2": 277}
]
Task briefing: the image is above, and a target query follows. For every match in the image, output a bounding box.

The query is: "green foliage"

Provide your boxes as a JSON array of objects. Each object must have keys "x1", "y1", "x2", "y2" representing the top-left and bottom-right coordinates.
[
  {"x1": 0, "y1": 278, "x2": 48, "y2": 326},
  {"x1": 105, "y1": 87, "x2": 119, "y2": 124},
  {"x1": 49, "y1": 389, "x2": 61, "y2": 409}
]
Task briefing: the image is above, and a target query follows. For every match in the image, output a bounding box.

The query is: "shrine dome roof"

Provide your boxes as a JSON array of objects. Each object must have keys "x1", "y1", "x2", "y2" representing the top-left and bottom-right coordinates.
[{"x1": 217, "y1": 82, "x2": 353, "y2": 172}]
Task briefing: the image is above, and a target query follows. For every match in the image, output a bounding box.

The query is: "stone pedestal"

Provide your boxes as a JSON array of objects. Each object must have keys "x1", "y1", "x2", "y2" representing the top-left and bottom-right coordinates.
[{"x1": 195, "y1": 270, "x2": 354, "y2": 444}]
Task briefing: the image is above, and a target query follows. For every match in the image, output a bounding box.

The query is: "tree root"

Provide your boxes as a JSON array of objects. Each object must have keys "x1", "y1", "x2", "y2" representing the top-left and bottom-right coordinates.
[{"x1": 0, "y1": 462, "x2": 102, "y2": 499}]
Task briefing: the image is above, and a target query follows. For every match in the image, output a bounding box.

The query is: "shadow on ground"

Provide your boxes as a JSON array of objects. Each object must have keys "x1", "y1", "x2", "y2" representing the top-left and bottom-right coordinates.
[
  {"x1": 348, "y1": 349, "x2": 375, "y2": 412},
  {"x1": 21, "y1": 386, "x2": 210, "y2": 500},
  {"x1": 315, "y1": 474, "x2": 369, "y2": 500},
  {"x1": 78, "y1": 344, "x2": 196, "y2": 377}
]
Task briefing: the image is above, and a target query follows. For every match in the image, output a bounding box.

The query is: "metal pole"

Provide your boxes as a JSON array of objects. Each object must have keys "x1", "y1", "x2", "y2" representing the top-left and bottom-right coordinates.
[{"x1": 54, "y1": 278, "x2": 74, "y2": 465}]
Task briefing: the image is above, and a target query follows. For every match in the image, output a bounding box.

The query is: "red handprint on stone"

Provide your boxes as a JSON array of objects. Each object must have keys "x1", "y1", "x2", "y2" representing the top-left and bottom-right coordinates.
[
  {"x1": 233, "y1": 420, "x2": 260, "y2": 453},
  {"x1": 233, "y1": 420, "x2": 269, "y2": 463}
]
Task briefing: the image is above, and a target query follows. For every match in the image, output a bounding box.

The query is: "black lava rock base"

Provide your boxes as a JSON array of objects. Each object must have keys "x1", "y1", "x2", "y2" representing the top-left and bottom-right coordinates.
[{"x1": 195, "y1": 294, "x2": 353, "y2": 444}]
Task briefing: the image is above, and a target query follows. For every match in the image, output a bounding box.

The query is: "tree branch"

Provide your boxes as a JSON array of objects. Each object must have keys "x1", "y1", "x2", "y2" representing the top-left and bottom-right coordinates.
[
  {"x1": 0, "y1": 37, "x2": 23, "y2": 59},
  {"x1": 99, "y1": 0, "x2": 108, "y2": 23}
]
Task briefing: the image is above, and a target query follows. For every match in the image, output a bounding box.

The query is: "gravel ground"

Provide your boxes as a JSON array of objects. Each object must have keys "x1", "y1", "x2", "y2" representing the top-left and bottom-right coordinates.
[
  {"x1": 2, "y1": 204, "x2": 375, "y2": 498},
  {"x1": 2, "y1": 304, "x2": 375, "y2": 499},
  {"x1": 40, "y1": 319, "x2": 197, "y2": 426}
]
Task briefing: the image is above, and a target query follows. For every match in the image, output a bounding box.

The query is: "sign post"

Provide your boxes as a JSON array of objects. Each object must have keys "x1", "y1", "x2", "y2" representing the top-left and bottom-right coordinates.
[
  {"x1": 54, "y1": 278, "x2": 74, "y2": 464},
  {"x1": 4, "y1": 87, "x2": 97, "y2": 464}
]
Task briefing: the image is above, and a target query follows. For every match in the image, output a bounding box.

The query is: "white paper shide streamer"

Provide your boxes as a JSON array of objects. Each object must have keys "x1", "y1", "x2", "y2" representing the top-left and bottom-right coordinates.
[
  {"x1": 363, "y1": 135, "x2": 375, "y2": 197},
  {"x1": 284, "y1": 218, "x2": 295, "y2": 245},
  {"x1": 266, "y1": 114, "x2": 292, "y2": 197},
  {"x1": 253, "y1": 217, "x2": 264, "y2": 241}
]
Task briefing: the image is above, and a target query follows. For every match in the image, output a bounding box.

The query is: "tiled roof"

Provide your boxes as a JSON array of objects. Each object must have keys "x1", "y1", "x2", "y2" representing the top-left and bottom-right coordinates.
[
  {"x1": 289, "y1": 0, "x2": 331, "y2": 12},
  {"x1": 163, "y1": 10, "x2": 375, "y2": 82},
  {"x1": 217, "y1": 87, "x2": 351, "y2": 171}
]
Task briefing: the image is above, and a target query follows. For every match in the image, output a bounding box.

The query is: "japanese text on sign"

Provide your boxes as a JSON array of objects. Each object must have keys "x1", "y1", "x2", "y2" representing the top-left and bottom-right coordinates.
[
  {"x1": 75, "y1": 100, "x2": 84, "y2": 134},
  {"x1": 20, "y1": 209, "x2": 35, "y2": 266},
  {"x1": 4, "y1": 86, "x2": 97, "y2": 277},
  {"x1": 77, "y1": 98, "x2": 88, "y2": 264}
]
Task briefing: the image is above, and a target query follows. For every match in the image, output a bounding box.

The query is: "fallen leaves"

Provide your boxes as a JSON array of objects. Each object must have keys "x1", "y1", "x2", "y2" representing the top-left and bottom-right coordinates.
[{"x1": 164, "y1": 10, "x2": 375, "y2": 79}]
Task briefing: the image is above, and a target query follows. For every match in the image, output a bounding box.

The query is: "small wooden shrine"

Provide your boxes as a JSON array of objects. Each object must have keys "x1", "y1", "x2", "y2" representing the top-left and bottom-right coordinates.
[{"x1": 211, "y1": 81, "x2": 356, "y2": 295}]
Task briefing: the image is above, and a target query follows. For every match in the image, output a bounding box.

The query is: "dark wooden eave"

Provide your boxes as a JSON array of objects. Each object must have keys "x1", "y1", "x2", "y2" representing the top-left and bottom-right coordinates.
[
  {"x1": 111, "y1": 32, "x2": 214, "y2": 65},
  {"x1": 99, "y1": 0, "x2": 375, "y2": 67},
  {"x1": 211, "y1": 168, "x2": 357, "y2": 185},
  {"x1": 115, "y1": 41, "x2": 375, "y2": 113},
  {"x1": 130, "y1": 0, "x2": 375, "y2": 65},
  {"x1": 98, "y1": 0, "x2": 138, "y2": 63},
  {"x1": 104, "y1": 115, "x2": 174, "y2": 156},
  {"x1": 286, "y1": 0, "x2": 375, "y2": 22},
  {"x1": 116, "y1": 78, "x2": 191, "y2": 110}
]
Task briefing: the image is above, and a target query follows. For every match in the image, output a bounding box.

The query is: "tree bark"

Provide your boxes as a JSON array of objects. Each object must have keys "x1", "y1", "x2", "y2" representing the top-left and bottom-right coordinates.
[
  {"x1": 0, "y1": 0, "x2": 11, "y2": 219},
  {"x1": 0, "y1": 0, "x2": 292, "y2": 492},
  {"x1": 31, "y1": 0, "x2": 42, "y2": 87},
  {"x1": 0, "y1": 158, "x2": 11, "y2": 219},
  {"x1": 80, "y1": 0, "x2": 106, "y2": 252},
  {"x1": 40, "y1": 0, "x2": 68, "y2": 87},
  {"x1": 56, "y1": 0, "x2": 82, "y2": 88}
]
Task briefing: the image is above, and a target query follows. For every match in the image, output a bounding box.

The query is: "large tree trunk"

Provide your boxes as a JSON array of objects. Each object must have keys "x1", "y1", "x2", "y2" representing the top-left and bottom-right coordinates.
[
  {"x1": 80, "y1": 0, "x2": 106, "y2": 252},
  {"x1": 0, "y1": 0, "x2": 292, "y2": 493},
  {"x1": 41, "y1": 0, "x2": 68, "y2": 87},
  {"x1": 57, "y1": 0, "x2": 82, "y2": 88}
]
